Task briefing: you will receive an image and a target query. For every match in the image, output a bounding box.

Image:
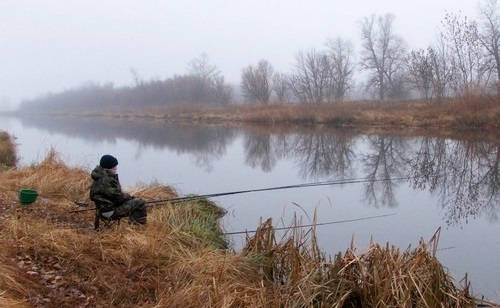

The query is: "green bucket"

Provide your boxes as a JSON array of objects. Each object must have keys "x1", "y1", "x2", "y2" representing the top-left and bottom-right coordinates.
[{"x1": 19, "y1": 189, "x2": 38, "y2": 205}]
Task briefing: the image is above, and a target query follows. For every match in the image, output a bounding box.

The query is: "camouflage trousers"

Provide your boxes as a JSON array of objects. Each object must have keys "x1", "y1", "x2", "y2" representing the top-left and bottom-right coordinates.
[{"x1": 113, "y1": 197, "x2": 147, "y2": 224}]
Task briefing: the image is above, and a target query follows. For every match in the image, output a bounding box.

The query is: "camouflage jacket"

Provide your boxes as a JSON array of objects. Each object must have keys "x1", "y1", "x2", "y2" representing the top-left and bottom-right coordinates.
[{"x1": 89, "y1": 166, "x2": 132, "y2": 212}]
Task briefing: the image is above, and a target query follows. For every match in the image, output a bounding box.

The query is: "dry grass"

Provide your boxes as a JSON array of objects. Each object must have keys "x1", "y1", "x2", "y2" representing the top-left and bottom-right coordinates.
[
  {"x1": 0, "y1": 256, "x2": 33, "y2": 307},
  {"x1": 188, "y1": 96, "x2": 500, "y2": 130},
  {"x1": 55, "y1": 95, "x2": 500, "y2": 131},
  {"x1": 0, "y1": 131, "x2": 17, "y2": 169},
  {"x1": 0, "y1": 150, "x2": 485, "y2": 307}
]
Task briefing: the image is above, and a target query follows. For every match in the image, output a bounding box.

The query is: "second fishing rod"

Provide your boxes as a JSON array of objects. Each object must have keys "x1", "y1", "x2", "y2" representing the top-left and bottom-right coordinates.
[{"x1": 69, "y1": 175, "x2": 417, "y2": 213}]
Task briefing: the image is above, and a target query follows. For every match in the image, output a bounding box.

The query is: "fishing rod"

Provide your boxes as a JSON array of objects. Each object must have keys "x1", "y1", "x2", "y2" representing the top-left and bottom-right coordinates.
[{"x1": 69, "y1": 175, "x2": 415, "y2": 214}]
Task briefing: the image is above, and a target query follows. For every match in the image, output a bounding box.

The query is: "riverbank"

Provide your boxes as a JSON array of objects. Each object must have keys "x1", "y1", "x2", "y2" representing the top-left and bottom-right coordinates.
[
  {"x1": 0, "y1": 144, "x2": 486, "y2": 306},
  {"x1": 33, "y1": 96, "x2": 500, "y2": 131}
]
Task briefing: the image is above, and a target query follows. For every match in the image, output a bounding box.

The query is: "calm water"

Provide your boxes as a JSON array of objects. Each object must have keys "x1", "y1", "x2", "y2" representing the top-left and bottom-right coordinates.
[{"x1": 1, "y1": 115, "x2": 499, "y2": 300}]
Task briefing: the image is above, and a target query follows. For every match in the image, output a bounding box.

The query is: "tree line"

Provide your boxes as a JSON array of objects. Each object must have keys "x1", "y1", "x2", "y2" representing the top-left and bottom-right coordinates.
[
  {"x1": 20, "y1": 53, "x2": 233, "y2": 111},
  {"x1": 242, "y1": 0, "x2": 499, "y2": 104},
  {"x1": 20, "y1": 0, "x2": 499, "y2": 111}
]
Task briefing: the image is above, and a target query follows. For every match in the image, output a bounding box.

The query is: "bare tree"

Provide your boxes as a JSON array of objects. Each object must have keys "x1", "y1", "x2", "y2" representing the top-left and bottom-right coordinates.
[
  {"x1": 185, "y1": 53, "x2": 232, "y2": 104},
  {"x1": 213, "y1": 75, "x2": 233, "y2": 105},
  {"x1": 406, "y1": 46, "x2": 453, "y2": 102},
  {"x1": 360, "y1": 14, "x2": 407, "y2": 100},
  {"x1": 407, "y1": 49, "x2": 433, "y2": 101},
  {"x1": 272, "y1": 72, "x2": 291, "y2": 103},
  {"x1": 188, "y1": 52, "x2": 219, "y2": 81},
  {"x1": 478, "y1": 0, "x2": 500, "y2": 95},
  {"x1": 441, "y1": 12, "x2": 492, "y2": 96},
  {"x1": 325, "y1": 37, "x2": 355, "y2": 102},
  {"x1": 187, "y1": 53, "x2": 218, "y2": 103},
  {"x1": 241, "y1": 59, "x2": 274, "y2": 104},
  {"x1": 129, "y1": 68, "x2": 144, "y2": 87},
  {"x1": 428, "y1": 38, "x2": 454, "y2": 101},
  {"x1": 289, "y1": 49, "x2": 331, "y2": 104}
]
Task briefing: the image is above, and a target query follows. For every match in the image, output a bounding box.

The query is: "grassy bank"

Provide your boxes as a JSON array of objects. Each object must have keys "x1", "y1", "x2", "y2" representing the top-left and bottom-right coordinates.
[
  {"x1": 48, "y1": 96, "x2": 500, "y2": 130},
  {"x1": 0, "y1": 131, "x2": 17, "y2": 169},
  {"x1": 0, "y1": 149, "x2": 487, "y2": 306}
]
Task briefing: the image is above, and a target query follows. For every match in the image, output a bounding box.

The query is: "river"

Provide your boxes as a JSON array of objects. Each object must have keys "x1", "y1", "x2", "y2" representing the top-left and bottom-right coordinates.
[{"x1": 1, "y1": 115, "x2": 499, "y2": 300}]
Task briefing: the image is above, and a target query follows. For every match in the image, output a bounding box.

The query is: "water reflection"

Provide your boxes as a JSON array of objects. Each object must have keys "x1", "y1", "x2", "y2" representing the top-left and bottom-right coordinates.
[
  {"x1": 17, "y1": 116, "x2": 500, "y2": 226},
  {"x1": 290, "y1": 131, "x2": 356, "y2": 180},
  {"x1": 242, "y1": 130, "x2": 499, "y2": 223},
  {"x1": 410, "y1": 138, "x2": 500, "y2": 225},
  {"x1": 243, "y1": 132, "x2": 277, "y2": 172},
  {"x1": 243, "y1": 130, "x2": 356, "y2": 177},
  {"x1": 19, "y1": 116, "x2": 238, "y2": 171},
  {"x1": 361, "y1": 136, "x2": 409, "y2": 208}
]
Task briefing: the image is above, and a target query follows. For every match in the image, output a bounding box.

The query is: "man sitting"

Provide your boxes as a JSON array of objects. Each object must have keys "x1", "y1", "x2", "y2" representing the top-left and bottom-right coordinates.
[{"x1": 90, "y1": 155, "x2": 147, "y2": 225}]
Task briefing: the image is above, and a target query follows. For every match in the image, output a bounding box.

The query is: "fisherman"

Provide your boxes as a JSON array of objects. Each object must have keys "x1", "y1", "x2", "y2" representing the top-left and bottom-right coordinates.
[{"x1": 89, "y1": 155, "x2": 147, "y2": 224}]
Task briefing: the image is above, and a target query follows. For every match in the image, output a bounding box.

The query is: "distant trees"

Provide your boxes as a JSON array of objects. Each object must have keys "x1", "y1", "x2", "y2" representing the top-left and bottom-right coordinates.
[
  {"x1": 241, "y1": 60, "x2": 274, "y2": 104},
  {"x1": 289, "y1": 39, "x2": 355, "y2": 104},
  {"x1": 242, "y1": 39, "x2": 354, "y2": 105},
  {"x1": 20, "y1": 2, "x2": 500, "y2": 111},
  {"x1": 441, "y1": 12, "x2": 492, "y2": 96},
  {"x1": 289, "y1": 49, "x2": 331, "y2": 104},
  {"x1": 478, "y1": 0, "x2": 500, "y2": 94},
  {"x1": 406, "y1": 45, "x2": 453, "y2": 102},
  {"x1": 427, "y1": 41, "x2": 454, "y2": 100},
  {"x1": 372, "y1": 5, "x2": 499, "y2": 102},
  {"x1": 360, "y1": 14, "x2": 407, "y2": 100},
  {"x1": 406, "y1": 1, "x2": 499, "y2": 101},
  {"x1": 187, "y1": 53, "x2": 232, "y2": 105},
  {"x1": 20, "y1": 82, "x2": 116, "y2": 111},
  {"x1": 406, "y1": 5, "x2": 499, "y2": 101},
  {"x1": 325, "y1": 38, "x2": 355, "y2": 102},
  {"x1": 272, "y1": 72, "x2": 291, "y2": 103},
  {"x1": 20, "y1": 54, "x2": 233, "y2": 111},
  {"x1": 406, "y1": 49, "x2": 434, "y2": 101}
]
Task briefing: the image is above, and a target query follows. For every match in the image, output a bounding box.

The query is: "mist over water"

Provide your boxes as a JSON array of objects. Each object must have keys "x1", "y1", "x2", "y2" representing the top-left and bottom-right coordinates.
[{"x1": 1, "y1": 115, "x2": 499, "y2": 300}]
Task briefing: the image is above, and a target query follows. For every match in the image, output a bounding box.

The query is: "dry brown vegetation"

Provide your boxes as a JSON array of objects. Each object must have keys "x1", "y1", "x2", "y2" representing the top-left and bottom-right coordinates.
[
  {"x1": 53, "y1": 96, "x2": 500, "y2": 131},
  {"x1": 0, "y1": 131, "x2": 17, "y2": 169},
  {"x1": 0, "y1": 148, "x2": 489, "y2": 307}
]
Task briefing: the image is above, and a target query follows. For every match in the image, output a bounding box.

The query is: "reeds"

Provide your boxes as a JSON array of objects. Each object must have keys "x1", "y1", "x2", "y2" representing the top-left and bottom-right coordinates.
[{"x1": 0, "y1": 151, "x2": 486, "y2": 307}]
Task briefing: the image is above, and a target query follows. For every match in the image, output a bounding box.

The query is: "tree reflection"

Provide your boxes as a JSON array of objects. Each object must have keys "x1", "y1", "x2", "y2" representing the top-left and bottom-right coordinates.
[
  {"x1": 361, "y1": 136, "x2": 409, "y2": 208},
  {"x1": 243, "y1": 132, "x2": 277, "y2": 172},
  {"x1": 289, "y1": 131, "x2": 356, "y2": 180},
  {"x1": 242, "y1": 129, "x2": 356, "y2": 179},
  {"x1": 19, "y1": 115, "x2": 237, "y2": 170},
  {"x1": 410, "y1": 137, "x2": 500, "y2": 225},
  {"x1": 240, "y1": 128, "x2": 499, "y2": 224}
]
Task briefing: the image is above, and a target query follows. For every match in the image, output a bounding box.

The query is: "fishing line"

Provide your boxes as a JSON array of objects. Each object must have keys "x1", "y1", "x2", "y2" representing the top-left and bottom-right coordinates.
[{"x1": 223, "y1": 213, "x2": 397, "y2": 235}]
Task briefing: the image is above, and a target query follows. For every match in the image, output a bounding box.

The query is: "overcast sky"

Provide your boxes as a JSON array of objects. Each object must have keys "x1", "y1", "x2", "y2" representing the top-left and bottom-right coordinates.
[{"x1": 0, "y1": 0, "x2": 481, "y2": 108}]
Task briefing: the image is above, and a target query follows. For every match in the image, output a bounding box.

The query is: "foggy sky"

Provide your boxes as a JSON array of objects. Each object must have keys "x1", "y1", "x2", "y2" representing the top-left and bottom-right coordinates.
[{"x1": 0, "y1": 0, "x2": 479, "y2": 109}]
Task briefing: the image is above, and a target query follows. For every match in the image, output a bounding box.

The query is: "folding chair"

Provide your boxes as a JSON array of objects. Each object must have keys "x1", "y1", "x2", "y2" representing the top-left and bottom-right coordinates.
[{"x1": 94, "y1": 207, "x2": 122, "y2": 230}]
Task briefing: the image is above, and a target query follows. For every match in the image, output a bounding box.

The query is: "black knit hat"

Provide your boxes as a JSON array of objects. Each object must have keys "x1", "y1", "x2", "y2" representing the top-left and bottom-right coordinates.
[{"x1": 100, "y1": 155, "x2": 118, "y2": 169}]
